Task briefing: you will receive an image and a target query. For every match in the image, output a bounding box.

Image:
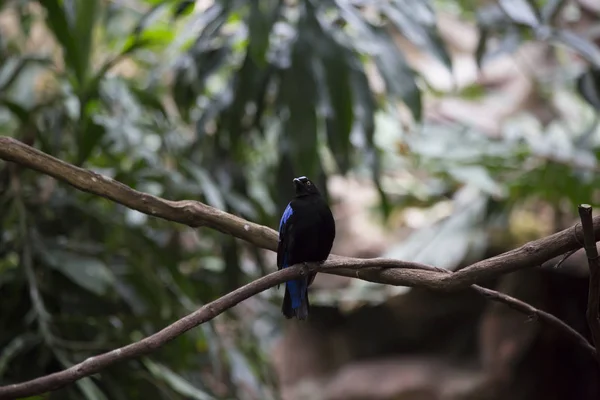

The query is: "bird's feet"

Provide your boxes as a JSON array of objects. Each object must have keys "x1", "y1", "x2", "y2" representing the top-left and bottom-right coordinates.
[{"x1": 299, "y1": 262, "x2": 311, "y2": 276}]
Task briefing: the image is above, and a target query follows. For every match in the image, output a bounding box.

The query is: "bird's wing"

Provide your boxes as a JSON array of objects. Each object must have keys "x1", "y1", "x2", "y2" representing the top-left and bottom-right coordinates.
[
  {"x1": 277, "y1": 202, "x2": 295, "y2": 270},
  {"x1": 321, "y1": 202, "x2": 336, "y2": 243}
]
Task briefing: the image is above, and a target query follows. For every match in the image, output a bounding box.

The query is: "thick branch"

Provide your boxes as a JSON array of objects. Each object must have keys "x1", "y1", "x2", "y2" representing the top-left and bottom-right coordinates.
[
  {"x1": 2, "y1": 136, "x2": 600, "y2": 290},
  {"x1": 0, "y1": 261, "x2": 595, "y2": 399},
  {"x1": 0, "y1": 137, "x2": 279, "y2": 251},
  {"x1": 578, "y1": 204, "x2": 600, "y2": 367},
  {"x1": 0, "y1": 136, "x2": 598, "y2": 398}
]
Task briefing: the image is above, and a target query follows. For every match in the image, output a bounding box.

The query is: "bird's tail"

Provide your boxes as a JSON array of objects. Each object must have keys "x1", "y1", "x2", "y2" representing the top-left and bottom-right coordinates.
[{"x1": 282, "y1": 278, "x2": 309, "y2": 320}]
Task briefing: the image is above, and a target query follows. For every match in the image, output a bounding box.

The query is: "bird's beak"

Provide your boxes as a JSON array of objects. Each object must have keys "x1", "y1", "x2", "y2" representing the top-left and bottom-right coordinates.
[{"x1": 293, "y1": 178, "x2": 302, "y2": 189}]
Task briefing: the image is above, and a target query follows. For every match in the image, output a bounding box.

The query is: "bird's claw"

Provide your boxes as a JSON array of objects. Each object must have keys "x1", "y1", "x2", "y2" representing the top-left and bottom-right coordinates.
[{"x1": 300, "y1": 262, "x2": 311, "y2": 276}]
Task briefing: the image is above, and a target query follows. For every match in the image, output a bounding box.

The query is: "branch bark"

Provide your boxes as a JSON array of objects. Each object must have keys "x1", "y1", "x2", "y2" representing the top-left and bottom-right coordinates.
[
  {"x1": 578, "y1": 204, "x2": 600, "y2": 368},
  {"x1": 472, "y1": 284, "x2": 596, "y2": 357},
  {"x1": 0, "y1": 266, "x2": 299, "y2": 399},
  {"x1": 2, "y1": 137, "x2": 600, "y2": 290},
  {"x1": 0, "y1": 136, "x2": 598, "y2": 398}
]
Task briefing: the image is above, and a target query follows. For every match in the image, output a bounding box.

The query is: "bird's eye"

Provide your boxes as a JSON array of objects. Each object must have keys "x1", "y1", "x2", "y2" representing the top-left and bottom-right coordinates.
[{"x1": 306, "y1": 181, "x2": 312, "y2": 186}]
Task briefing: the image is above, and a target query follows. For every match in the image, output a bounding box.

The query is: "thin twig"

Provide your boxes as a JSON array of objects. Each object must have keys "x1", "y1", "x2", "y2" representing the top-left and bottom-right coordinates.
[
  {"x1": 0, "y1": 266, "x2": 301, "y2": 399},
  {"x1": 578, "y1": 204, "x2": 600, "y2": 368},
  {"x1": 543, "y1": 249, "x2": 578, "y2": 269},
  {"x1": 425, "y1": 266, "x2": 596, "y2": 358},
  {"x1": 471, "y1": 284, "x2": 596, "y2": 357}
]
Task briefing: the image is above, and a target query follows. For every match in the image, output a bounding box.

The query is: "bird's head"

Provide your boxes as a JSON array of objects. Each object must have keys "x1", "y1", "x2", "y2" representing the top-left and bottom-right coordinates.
[{"x1": 293, "y1": 176, "x2": 320, "y2": 197}]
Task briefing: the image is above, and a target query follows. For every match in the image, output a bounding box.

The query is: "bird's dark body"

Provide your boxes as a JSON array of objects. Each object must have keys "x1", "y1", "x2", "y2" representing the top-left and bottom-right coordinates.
[{"x1": 277, "y1": 177, "x2": 335, "y2": 320}]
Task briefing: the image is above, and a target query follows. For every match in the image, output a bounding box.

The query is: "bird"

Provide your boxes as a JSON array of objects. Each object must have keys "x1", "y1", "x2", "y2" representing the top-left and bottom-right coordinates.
[{"x1": 277, "y1": 176, "x2": 336, "y2": 320}]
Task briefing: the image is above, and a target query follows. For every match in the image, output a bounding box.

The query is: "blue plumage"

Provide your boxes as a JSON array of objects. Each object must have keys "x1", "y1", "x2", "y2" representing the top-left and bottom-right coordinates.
[
  {"x1": 278, "y1": 204, "x2": 304, "y2": 309},
  {"x1": 279, "y1": 203, "x2": 294, "y2": 233},
  {"x1": 277, "y1": 176, "x2": 335, "y2": 320}
]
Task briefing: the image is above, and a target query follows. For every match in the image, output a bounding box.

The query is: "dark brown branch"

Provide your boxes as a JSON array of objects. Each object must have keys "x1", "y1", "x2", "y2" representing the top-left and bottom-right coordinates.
[
  {"x1": 0, "y1": 266, "x2": 300, "y2": 399},
  {"x1": 0, "y1": 136, "x2": 597, "y2": 397},
  {"x1": 2, "y1": 136, "x2": 600, "y2": 290},
  {"x1": 0, "y1": 137, "x2": 279, "y2": 251},
  {"x1": 396, "y1": 263, "x2": 596, "y2": 359},
  {"x1": 0, "y1": 261, "x2": 595, "y2": 399},
  {"x1": 471, "y1": 284, "x2": 596, "y2": 357},
  {"x1": 578, "y1": 204, "x2": 600, "y2": 367},
  {"x1": 541, "y1": 248, "x2": 578, "y2": 269}
]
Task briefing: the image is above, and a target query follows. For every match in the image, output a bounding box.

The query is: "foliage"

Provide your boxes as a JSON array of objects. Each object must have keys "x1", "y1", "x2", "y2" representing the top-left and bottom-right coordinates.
[{"x1": 0, "y1": 0, "x2": 599, "y2": 398}]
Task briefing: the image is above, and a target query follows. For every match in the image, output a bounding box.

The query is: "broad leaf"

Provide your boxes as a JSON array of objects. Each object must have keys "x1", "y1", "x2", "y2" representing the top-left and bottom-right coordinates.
[
  {"x1": 372, "y1": 28, "x2": 422, "y2": 120},
  {"x1": 44, "y1": 249, "x2": 116, "y2": 297},
  {"x1": 144, "y1": 359, "x2": 215, "y2": 400},
  {"x1": 383, "y1": 0, "x2": 452, "y2": 70},
  {"x1": 498, "y1": 0, "x2": 540, "y2": 27}
]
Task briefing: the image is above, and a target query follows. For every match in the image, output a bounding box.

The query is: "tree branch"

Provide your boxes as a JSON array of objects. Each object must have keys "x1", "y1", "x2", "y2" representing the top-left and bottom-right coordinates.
[
  {"x1": 0, "y1": 137, "x2": 279, "y2": 251},
  {"x1": 0, "y1": 261, "x2": 595, "y2": 399},
  {"x1": 578, "y1": 204, "x2": 600, "y2": 368},
  {"x1": 0, "y1": 136, "x2": 598, "y2": 398},
  {"x1": 471, "y1": 284, "x2": 596, "y2": 357},
  {"x1": 0, "y1": 266, "x2": 300, "y2": 399},
  {"x1": 2, "y1": 137, "x2": 600, "y2": 290}
]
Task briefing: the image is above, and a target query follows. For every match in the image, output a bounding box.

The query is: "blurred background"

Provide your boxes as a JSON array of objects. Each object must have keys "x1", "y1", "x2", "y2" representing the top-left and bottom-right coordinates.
[{"x1": 1, "y1": 0, "x2": 600, "y2": 399}]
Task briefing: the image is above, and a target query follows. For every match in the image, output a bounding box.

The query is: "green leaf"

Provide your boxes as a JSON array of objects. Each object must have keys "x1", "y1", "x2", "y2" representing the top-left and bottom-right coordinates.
[
  {"x1": 540, "y1": 0, "x2": 566, "y2": 23},
  {"x1": 279, "y1": 39, "x2": 319, "y2": 179},
  {"x1": 576, "y1": 67, "x2": 600, "y2": 111},
  {"x1": 307, "y1": 8, "x2": 355, "y2": 173},
  {"x1": 0, "y1": 55, "x2": 53, "y2": 93},
  {"x1": 372, "y1": 28, "x2": 422, "y2": 120},
  {"x1": 576, "y1": 68, "x2": 600, "y2": 110},
  {"x1": 447, "y1": 165, "x2": 504, "y2": 197},
  {"x1": 172, "y1": 1, "x2": 196, "y2": 19},
  {"x1": 180, "y1": 161, "x2": 226, "y2": 210},
  {"x1": 383, "y1": 0, "x2": 452, "y2": 70},
  {"x1": 41, "y1": 1, "x2": 80, "y2": 81},
  {"x1": 483, "y1": 28, "x2": 521, "y2": 64},
  {"x1": 173, "y1": 46, "x2": 230, "y2": 121},
  {"x1": 76, "y1": 377, "x2": 109, "y2": 400},
  {"x1": 247, "y1": 0, "x2": 278, "y2": 67},
  {"x1": 552, "y1": 29, "x2": 600, "y2": 68},
  {"x1": 383, "y1": 188, "x2": 489, "y2": 269},
  {"x1": 329, "y1": 0, "x2": 374, "y2": 41},
  {"x1": 373, "y1": 159, "x2": 392, "y2": 218},
  {"x1": 195, "y1": 86, "x2": 235, "y2": 138},
  {"x1": 77, "y1": 114, "x2": 106, "y2": 165},
  {"x1": 125, "y1": 26, "x2": 176, "y2": 53},
  {"x1": 321, "y1": 46, "x2": 354, "y2": 173},
  {"x1": 141, "y1": 0, "x2": 170, "y2": 5},
  {"x1": 349, "y1": 63, "x2": 376, "y2": 149},
  {"x1": 0, "y1": 333, "x2": 39, "y2": 376},
  {"x1": 144, "y1": 359, "x2": 215, "y2": 400},
  {"x1": 0, "y1": 99, "x2": 29, "y2": 123},
  {"x1": 40, "y1": 0, "x2": 98, "y2": 88},
  {"x1": 133, "y1": 1, "x2": 169, "y2": 37},
  {"x1": 44, "y1": 249, "x2": 116, "y2": 297},
  {"x1": 475, "y1": 25, "x2": 488, "y2": 70},
  {"x1": 498, "y1": 0, "x2": 540, "y2": 27},
  {"x1": 74, "y1": 0, "x2": 100, "y2": 86},
  {"x1": 128, "y1": 84, "x2": 169, "y2": 119},
  {"x1": 222, "y1": 54, "x2": 260, "y2": 150}
]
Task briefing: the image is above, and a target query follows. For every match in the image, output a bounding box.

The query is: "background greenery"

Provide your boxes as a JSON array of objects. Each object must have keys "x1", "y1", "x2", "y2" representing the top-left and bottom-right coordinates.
[{"x1": 1, "y1": 0, "x2": 599, "y2": 399}]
